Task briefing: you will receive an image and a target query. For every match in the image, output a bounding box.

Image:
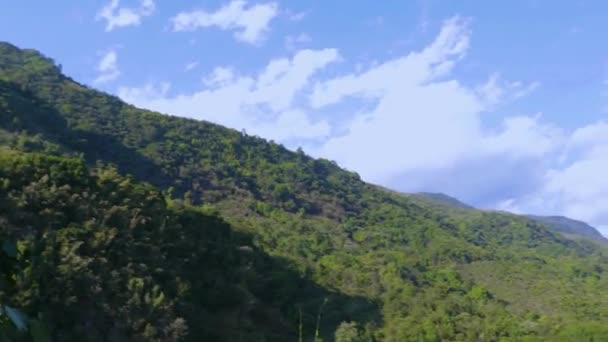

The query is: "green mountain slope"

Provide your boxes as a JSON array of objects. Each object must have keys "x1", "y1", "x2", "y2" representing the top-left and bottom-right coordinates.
[
  {"x1": 2, "y1": 41, "x2": 608, "y2": 341},
  {"x1": 409, "y1": 192, "x2": 607, "y2": 245},
  {"x1": 0, "y1": 150, "x2": 377, "y2": 341},
  {"x1": 411, "y1": 192, "x2": 475, "y2": 210},
  {"x1": 526, "y1": 215, "x2": 608, "y2": 244}
]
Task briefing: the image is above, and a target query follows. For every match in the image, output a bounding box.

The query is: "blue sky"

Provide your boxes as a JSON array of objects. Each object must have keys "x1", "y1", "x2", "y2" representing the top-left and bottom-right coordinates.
[{"x1": 2, "y1": 1, "x2": 608, "y2": 234}]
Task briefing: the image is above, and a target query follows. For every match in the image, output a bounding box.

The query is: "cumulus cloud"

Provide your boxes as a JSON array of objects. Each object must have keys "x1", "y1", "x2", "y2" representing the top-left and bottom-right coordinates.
[
  {"x1": 501, "y1": 121, "x2": 608, "y2": 233},
  {"x1": 170, "y1": 0, "x2": 278, "y2": 44},
  {"x1": 309, "y1": 17, "x2": 548, "y2": 186},
  {"x1": 96, "y1": 0, "x2": 155, "y2": 32},
  {"x1": 118, "y1": 48, "x2": 339, "y2": 141},
  {"x1": 93, "y1": 50, "x2": 121, "y2": 84},
  {"x1": 310, "y1": 17, "x2": 471, "y2": 109},
  {"x1": 120, "y1": 16, "x2": 546, "y2": 182},
  {"x1": 118, "y1": 15, "x2": 608, "y2": 233},
  {"x1": 482, "y1": 115, "x2": 564, "y2": 159},
  {"x1": 570, "y1": 121, "x2": 608, "y2": 147}
]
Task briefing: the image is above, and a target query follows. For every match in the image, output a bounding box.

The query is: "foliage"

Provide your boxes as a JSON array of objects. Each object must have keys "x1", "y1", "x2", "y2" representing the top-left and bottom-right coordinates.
[
  {"x1": 0, "y1": 151, "x2": 375, "y2": 341},
  {"x1": 1, "y1": 41, "x2": 608, "y2": 341}
]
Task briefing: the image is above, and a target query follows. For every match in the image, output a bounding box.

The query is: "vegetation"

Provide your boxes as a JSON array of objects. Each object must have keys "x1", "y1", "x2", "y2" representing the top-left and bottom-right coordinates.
[
  {"x1": 2, "y1": 41, "x2": 608, "y2": 341},
  {"x1": 0, "y1": 151, "x2": 376, "y2": 341},
  {"x1": 526, "y1": 215, "x2": 608, "y2": 244}
]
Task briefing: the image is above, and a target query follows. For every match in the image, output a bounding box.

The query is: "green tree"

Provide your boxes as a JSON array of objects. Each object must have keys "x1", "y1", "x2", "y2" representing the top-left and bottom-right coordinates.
[{"x1": 335, "y1": 321, "x2": 363, "y2": 342}]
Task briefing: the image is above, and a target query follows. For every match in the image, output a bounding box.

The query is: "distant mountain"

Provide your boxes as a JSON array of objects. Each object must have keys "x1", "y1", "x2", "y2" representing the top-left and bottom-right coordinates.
[
  {"x1": 527, "y1": 215, "x2": 608, "y2": 244},
  {"x1": 412, "y1": 192, "x2": 475, "y2": 210},
  {"x1": 410, "y1": 192, "x2": 607, "y2": 245},
  {"x1": 3, "y1": 41, "x2": 608, "y2": 340}
]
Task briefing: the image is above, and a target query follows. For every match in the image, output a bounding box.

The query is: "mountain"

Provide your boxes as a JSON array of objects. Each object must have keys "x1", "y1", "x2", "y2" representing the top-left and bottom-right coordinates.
[
  {"x1": 0, "y1": 151, "x2": 327, "y2": 341},
  {"x1": 2, "y1": 41, "x2": 608, "y2": 340},
  {"x1": 411, "y1": 192, "x2": 475, "y2": 210},
  {"x1": 410, "y1": 192, "x2": 607, "y2": 245},
  {"x1": 527, "y1": 215, "x2": 608, "y2": 244}
]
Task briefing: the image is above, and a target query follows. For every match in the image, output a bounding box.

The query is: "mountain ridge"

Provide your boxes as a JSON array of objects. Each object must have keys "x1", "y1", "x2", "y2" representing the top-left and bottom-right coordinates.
[
  {"x1": 409, "y1": 191, "x2": 607, "y2": 244},
  {"x1": 526, "y1": 215, "x2": 608, "y2": 244},
  {"x1": 2, "y1": 41, "x2": 608, "y2": 340}
]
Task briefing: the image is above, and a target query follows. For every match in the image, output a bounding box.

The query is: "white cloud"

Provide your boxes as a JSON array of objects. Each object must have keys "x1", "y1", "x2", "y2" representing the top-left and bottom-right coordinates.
[
  {"x1": 308, "y1": 17, "x2": 552, "y2": 185},
  {"x1": 118, "y1": 48, "x2": 339, "y2": 141},
  {"x1": 569, "y1": 121, "x2": 608, "y2": 148},
  {"x1": 310, "y1": 17, "x2": 471, "y2": 109},
  {"x1": 118, "y1": 16, "x2": 608, "y2": 232},
  {"x1": 503, "y1": 121, "x2": 608, "y2": 232},
  {"x1": 94, "y1": 50, "x2": 121, "y2": 84},
  {"x1": 184, "y1": 61, "x2": 200, "y2": 72},
  {"x1": 96, "y1": 0, "x2": 155, "y2": 32},
  {"x1": 476, "y1": 73, "x2": 540, "y2": 108},
  {"x1": 170, "y1": 0, "x2": 278, "y2": 45},
  {"x1": 482, "y1": 114, "x2": 564, "y2": 159},
  {"x1": 202, "y1": 66, "x2": 236, "y2": 87},
  {"x1": 285, "y1": 33, "x2": 312, "y2": 51},
  {"x1": 248, "y1": 109, "x2": 330, "y2": 141},
  {"x1": 120, "y1": 15, "x2": 549, "y2": 181},
  {"x1": 284, "y1": 9, "x2": 308, "y2": 22},
  {"x1": 118, "y1": 82, "x2": 170, "y2": 100}
]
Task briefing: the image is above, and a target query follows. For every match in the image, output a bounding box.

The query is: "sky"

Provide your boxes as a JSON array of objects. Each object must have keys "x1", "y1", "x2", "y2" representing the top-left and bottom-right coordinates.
[{"x1": 2, "y1": 1, "x2": 608, "y2": 235}]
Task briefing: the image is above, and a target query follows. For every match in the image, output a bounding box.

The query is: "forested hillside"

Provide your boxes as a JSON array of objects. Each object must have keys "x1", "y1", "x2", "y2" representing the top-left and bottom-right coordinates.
[
  {"x1": 526, "y1": 215, "x2": 608, "y2": 245},
  {"x1": 2, "y1": 41, "x2": 608, "y2": 341},
  {"x1": 0, "y1": 150, "x2": 377, "y2": 341},
  {"x1": 409, "y1": 192, "x2": 607, "y2": 245}
]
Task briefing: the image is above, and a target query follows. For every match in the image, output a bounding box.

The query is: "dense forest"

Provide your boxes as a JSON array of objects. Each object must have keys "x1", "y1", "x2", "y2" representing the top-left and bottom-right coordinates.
[{"x1": 2, "y1": 41, "x2": 608, "y2": 341}]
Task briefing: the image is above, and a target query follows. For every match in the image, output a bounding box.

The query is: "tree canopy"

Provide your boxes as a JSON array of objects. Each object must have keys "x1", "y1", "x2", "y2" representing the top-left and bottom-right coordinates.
[{"x1": 2, "y1": 41, "x2": 608, "y2": 341}]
